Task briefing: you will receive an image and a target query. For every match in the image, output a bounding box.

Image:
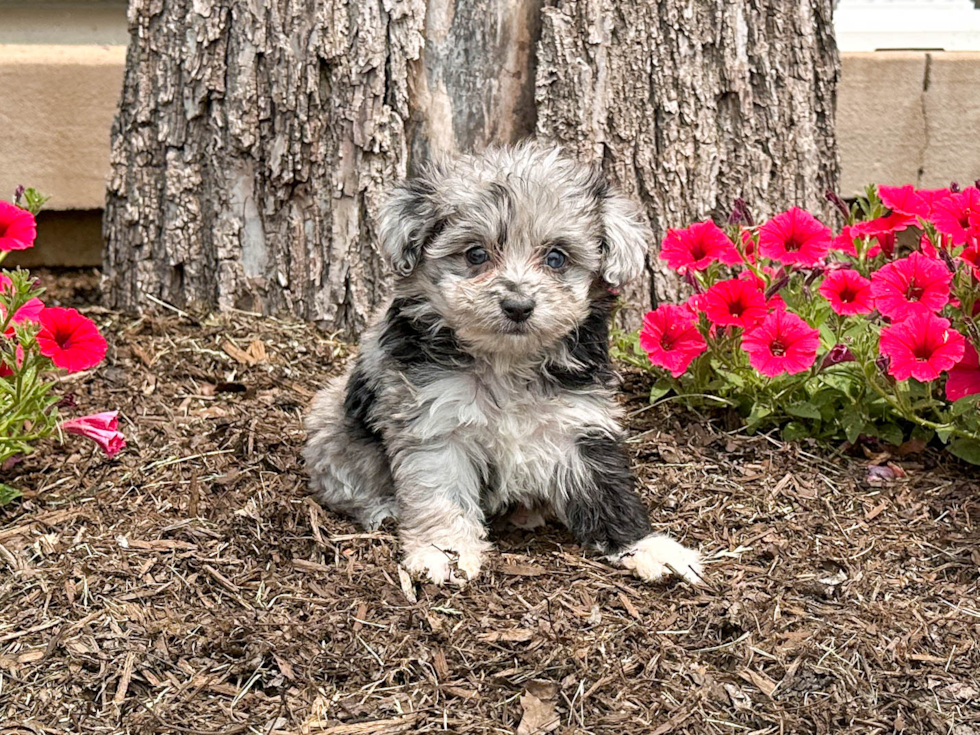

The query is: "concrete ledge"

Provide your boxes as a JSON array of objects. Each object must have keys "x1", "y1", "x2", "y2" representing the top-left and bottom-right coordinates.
[
  {"x1": 0, "y1": 44, "x2": 126, "y2": 211},
  {"x1": 839, "y1": 51, "x2": 980, "y2": 196}
]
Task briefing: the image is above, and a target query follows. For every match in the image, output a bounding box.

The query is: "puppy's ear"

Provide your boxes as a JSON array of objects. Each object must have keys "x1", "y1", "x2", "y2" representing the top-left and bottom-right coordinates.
[
  {"x1": 378, "y1": 169, "x2": 445, "y2": 277},
  {"x1": 594, "y1": 177, "x2": 651, "y2": 288}
]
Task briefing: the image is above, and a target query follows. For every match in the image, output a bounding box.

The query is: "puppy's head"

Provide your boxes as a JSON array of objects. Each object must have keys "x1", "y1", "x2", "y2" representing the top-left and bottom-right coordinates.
[{"x1": 379, "y1": 142, "x2": 650, "y2": 355}]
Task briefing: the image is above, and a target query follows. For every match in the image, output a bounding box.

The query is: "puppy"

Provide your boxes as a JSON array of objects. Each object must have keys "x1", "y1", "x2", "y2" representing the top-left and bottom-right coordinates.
[{"x1": 304, "y1": 142, "x2": 702, "y2": 586}]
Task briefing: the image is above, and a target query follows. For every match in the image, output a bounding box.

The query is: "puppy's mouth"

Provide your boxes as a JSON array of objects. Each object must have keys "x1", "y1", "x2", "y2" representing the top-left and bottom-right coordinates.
[{"x1": 498, "y1": 320, "x2": 532, "y2": 335}]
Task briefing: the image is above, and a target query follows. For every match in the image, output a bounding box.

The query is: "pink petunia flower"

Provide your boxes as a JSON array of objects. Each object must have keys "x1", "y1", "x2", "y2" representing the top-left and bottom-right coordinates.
[
  {"x1": 851, "y1": 212, "x2": 916, "y2": 259},
  {"x1": 702, "y1": 278, "x2": 769, "y2": 329},
  {"x1": 833, "y1": 224, "x2": 882, "y2": 259},
  {"x1": 930, "y1": 187, "x2": 980, "y2": 245},
  {"x1": 741, "y1": 310, "x2": 821, "y2": 377},
  {"x1": 946, "y1": 342, "x2": 980, "y2": 402},
  {"x1": 758, "y1": 207, "x2": 832, "y2": 267},
  {"x1": 878, "y1": 312, "x2": 966, "y2": 382},
  {"x1": 919, "y1": 187, "x2": 953, "y2": 211},
  {"x1": 819, "y1": 268, "x2": 874, "y2": 316},
  {"x1": 659, "y1": 221, "x2": 741, "y2": 274},
  {"x1": 639, "y1": 305, "x2": 707, "y2": 377},
  {"x1": 870, "y1": 251, "x2": 952, "y2": 321},
  {"x1": 0, "y1": 274, "x2": 43, "y2": 334},
  {"x1": 0, "y1": 201, "x2": 37, "y2": 252},
  {"x1": 878, "y1": 184, "x2": 930, "y2": 218},
  {"x1": 36, "y1": 307, "x2": 107, "y2": 373},
  {"x1": 60, "y1": 411, "x2": 126, "y2": 458}
]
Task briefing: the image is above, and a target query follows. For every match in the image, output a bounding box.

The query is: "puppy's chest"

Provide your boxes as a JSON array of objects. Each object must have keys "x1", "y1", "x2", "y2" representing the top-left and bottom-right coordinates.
[{"x1": 464, "y1": 376, "x2": 615, "y2": 495}]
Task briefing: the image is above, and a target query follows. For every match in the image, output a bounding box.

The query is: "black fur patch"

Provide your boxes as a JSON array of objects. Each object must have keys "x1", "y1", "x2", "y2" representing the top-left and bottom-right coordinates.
[
  {"x1": 563, "y1": 432, "x2": 651, "y2": 554},
  {"x1": 395, "y1": 177, "x2": 448, "y2": 270},
  {"x1": 343, "y1": 361, "x2": 383, "y2": 443},
  {"x1": 379, "y1": 298, "x2": 472, "y2": 372},
  {"x1": 543, "y1": 292, "x2": 617, "y2": 389}
]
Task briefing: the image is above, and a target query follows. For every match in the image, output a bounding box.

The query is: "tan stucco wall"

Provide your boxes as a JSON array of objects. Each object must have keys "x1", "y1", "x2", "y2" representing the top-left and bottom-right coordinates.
[
  {"x1": 0, "y1": 44, "x2": 125, "y2": 212},
  {"x1": 838, "y1": 52, "x2": 980, "y2": 196}
]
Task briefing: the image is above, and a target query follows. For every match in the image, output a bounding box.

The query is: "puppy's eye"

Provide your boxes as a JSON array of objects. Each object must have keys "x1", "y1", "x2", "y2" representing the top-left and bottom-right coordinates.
[
  {"x1": 544, "y1": 249, "x2": 567, "y2": 270},
  {"x1": 465, "y1": 247, "x2": 490, "y2": 266}
]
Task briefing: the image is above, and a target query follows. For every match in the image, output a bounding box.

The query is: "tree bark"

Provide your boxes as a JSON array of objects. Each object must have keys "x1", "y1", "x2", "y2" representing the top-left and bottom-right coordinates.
[
  {"x1": 104, "y1": 0, "x2": 839, "y2": 337},
  {"x1": 535, "y1": 0, "x2": 840, "y2": 323}
]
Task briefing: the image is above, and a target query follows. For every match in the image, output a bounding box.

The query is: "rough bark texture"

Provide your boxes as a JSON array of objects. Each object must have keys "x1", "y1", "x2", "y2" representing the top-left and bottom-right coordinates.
[
  {"x1": 535, "y1": 0, "x2": 840, "y2": 321},
  {"x1": 104, "y1": 0, "x2": 839, "y2": 337}
]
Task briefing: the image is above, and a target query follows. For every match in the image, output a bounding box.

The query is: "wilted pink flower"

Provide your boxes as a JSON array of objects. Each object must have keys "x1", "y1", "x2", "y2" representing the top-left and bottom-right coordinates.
[
  {"x1": 61, "y1": 411, "x2": 126, "y2": 458},
  {"x1": 822, "y1": 343, "x2": 857, "y2": 369}
]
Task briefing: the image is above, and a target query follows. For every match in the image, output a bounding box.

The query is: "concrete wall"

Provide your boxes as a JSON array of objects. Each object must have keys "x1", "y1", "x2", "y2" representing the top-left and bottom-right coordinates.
[
  {"x1": 838, "y1": 52, "x2": 980, "y2": 195},
  {"x1": 1, "y1": 28, "x2": 979, "y2": 266}
]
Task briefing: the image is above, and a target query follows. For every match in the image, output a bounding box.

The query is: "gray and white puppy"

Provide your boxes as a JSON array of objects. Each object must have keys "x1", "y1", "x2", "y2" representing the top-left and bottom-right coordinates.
[{"x1": 304, "y1": 142, "x2": 702, "y2": 586}]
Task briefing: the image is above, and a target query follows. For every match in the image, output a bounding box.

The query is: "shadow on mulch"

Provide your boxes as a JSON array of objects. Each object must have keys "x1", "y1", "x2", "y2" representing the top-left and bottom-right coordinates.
[{"x1": 1, "y1": 271, "x2": 979, "y2": 734}]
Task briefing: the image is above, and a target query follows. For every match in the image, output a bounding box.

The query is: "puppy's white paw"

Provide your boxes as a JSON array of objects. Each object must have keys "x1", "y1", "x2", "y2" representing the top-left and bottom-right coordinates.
[
  {"x1": 403, "y1": 545, "x2": 455, "y2": 585},
  {"x1": 613, "y1": 534, "x2": 703, "y2": 585},
  {"x1": 402, "y1": 541, "x2": 487, "y2": 586}
]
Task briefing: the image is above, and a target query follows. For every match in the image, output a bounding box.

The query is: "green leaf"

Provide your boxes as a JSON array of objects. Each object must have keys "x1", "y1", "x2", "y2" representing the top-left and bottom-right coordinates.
[
  {"x1": 911, "y1": 425, "x2": 935, "y2": 444},
  {"x1": 877, "y1": 423, "x2": 905, "y2": 447},
  {"x1": 746, "y1": 403, "x2": 772, "y2": 428},
  {"x1": 842, "y1": 408, "x2": 865, "y2": 444},
  {"x1": 715, "y1": 369, "x2": 745, "y2": 389},
  {"x1": 948, "y1": 438, "x2": 980, "y2": 465},
  {"x1": 649, "y1": 382, "x2": 671, "y2": 403},
  {"x1": 936, "y1": 426, "x2": 955, "y2": 443},
  {"x1": 781, "y1": 422, "x2": 811, "y2": 442},
  {"x1": 786, "y1": 403, "x2": 822, "y2": 420},
  {"x1": 950, "y1": 396, "x2": 980, "y2": 418},
  {"x1": 0, "y1": 483, "x2": 22, "y2": 507}
]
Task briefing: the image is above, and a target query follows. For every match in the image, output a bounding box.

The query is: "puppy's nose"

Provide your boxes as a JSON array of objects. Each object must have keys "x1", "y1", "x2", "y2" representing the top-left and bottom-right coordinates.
[{"x1": 500, "y1": 296, "x2": 535, "y2": 323}]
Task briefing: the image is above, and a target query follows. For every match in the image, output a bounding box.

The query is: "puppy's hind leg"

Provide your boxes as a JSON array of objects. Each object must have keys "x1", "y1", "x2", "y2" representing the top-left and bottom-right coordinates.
[
  {"x1": 555, "y1": 430, "x2": 703, "y2": 585},
  {"x1": 303, "y1": 370, "x2": 397, "y2": 530}
]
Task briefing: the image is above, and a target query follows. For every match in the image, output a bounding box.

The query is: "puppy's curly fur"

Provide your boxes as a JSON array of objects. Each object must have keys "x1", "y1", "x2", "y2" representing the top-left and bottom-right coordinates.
[{"x1": 304, "y1": 143, "x2": 702, "y2": 586}]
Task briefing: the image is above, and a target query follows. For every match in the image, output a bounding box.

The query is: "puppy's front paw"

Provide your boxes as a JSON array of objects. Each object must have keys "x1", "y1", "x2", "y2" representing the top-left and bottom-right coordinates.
[
  {"x1": 613, "y1": 534, "x2": 703, "y2": 585},
  {"x1": 402, "y1": 542, "x2": 487, "y2": 586}
]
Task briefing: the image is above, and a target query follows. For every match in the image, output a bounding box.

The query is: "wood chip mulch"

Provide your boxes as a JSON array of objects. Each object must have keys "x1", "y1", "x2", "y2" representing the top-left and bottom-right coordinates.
[{"x1": 1, "y1": 271, "x2": 979, "y2": 734}]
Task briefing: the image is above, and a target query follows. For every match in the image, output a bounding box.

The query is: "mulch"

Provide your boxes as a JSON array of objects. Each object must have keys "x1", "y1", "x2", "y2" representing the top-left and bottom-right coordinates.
[{"x1": 1, "y1": 271, "x2": 979, "y2": 735}]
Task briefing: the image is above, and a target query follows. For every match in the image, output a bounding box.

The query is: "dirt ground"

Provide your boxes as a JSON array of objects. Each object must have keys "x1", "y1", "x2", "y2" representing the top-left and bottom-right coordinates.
[{"x1": 1, "y1": 271, "x2": 979, "y2": 735}]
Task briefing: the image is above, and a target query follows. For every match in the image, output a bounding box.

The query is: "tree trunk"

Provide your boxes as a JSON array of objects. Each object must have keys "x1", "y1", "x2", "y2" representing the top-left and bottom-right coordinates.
[
  {"x1": 104, "y1": 0, "x2": 839, "y2": 337},
  {"x1": 535, "y1": 0, "x2": 840, "y2": 324}
]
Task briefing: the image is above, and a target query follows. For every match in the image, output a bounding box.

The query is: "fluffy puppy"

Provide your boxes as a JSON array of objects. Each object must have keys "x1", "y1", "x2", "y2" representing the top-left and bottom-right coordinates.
[{"x1": 304, "y1": 142, "x2": 702, "y2": 586}]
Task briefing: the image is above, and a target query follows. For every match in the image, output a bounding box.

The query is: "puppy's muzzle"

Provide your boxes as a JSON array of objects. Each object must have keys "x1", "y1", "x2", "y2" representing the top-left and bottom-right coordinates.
[{"x1": 500, "y1": 296, "x2": 535, "y2": 323}]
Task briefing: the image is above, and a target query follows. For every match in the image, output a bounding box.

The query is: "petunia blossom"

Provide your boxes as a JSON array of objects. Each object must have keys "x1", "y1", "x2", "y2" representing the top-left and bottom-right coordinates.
[
  {"x1": 0, "y1": 274, "x2": 43, "y2": 334},
  {"x1": 818, "y1": 268, "x2": 874, "y2": 316},
  {"x1": 833, "y1": 224, "x2": 881, "y2": 259},
  {"x1": 877, "y1": 184, "x2": 930, "y2": 218},
  {"x1": 878, "y1": 312, "x2": 966, "y2": 382},
  {"x1": 702, "y1": 278, "x2": 769, "y2": 329},
  {"x1": 0, "y1": 201, "x2": 37, "y2": 252},
  {"x1": 60, "y1": 411, "x2": 126, "y2": 458},
  {"x1": 36, "y1": 307, "x2": 107, "y2": 373},
  {"x1": 851, "y1": 212, "x2": 916, "y2": 259},
  {"x1": 659, "y1": 220, "x2": 742, "y2": 274},
  {"x1": 946, "y1": 342, "x2": 980, "y2": 402},
  {"x1": 758, "y1": 207, "x2": 832, "y2": 267},
  {"x1": 930, "y1": 187, "x2": 980, "y2": 245},
  {"x1": 639, "y1": 305, "x2": 707, "y2": 377},
  {"x1": 741, "y1": 309, "x2": 821, "y2": 377},
  {"x1": 870, "y1": 251, "x2": 952, "y2": 320}
]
